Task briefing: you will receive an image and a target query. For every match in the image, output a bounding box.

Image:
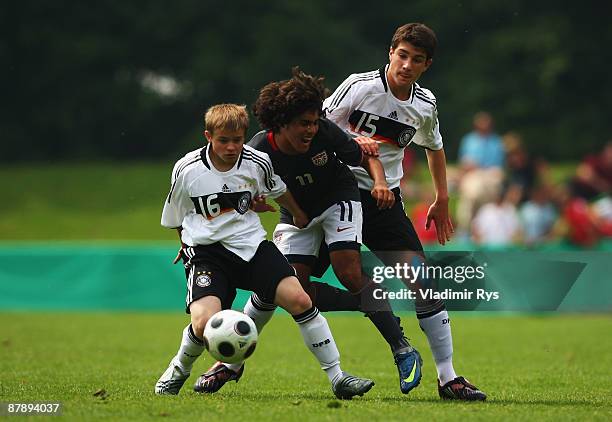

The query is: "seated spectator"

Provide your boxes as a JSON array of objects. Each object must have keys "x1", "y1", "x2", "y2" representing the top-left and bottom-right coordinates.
[
  {"x1": 519, "y1": 185, "x2": 558, "y2": 246},
  {"x1": 471, "y1": 184, "x2": 522, "y2": 247},
  {"x1": 571, "y1": 141, "x2": 612, "y2": 201},
  {"x1": 556, "y1": 184, "x2": 599, "y2": 247},
  {"x1": 456, "y1": 112, "x2": 505, "y2": 236},
  {"x1": 503, "y1": 131, "x2": 549, "y2": 204},
  {"x1": 592, "y1": 196, "x2": 612, "y2": 237}
]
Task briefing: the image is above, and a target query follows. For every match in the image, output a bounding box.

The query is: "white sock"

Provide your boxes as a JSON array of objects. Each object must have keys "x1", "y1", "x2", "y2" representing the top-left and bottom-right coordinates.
[
  {"x1": 244, "y1": 293, "x2": 277, "y2": 333},
  {"x1": 225, "y1": 362, "x2": 244, "y2": 372},
  {"x1": 293, "y1": 307, "x2": 342, "y2": 385},
  {"x1": 216, "y1": 295, "x2": 277, "y2": 373},
  {"x1": 175, "y1": 324, "x2": 205, "y2": 372},
  {"x1": 418, "y1": 310, "x2": 457, "y2": 385}
]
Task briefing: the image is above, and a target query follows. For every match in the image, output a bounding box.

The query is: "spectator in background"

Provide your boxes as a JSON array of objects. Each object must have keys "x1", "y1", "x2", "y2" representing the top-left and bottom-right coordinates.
[
  {"x1": 556, "y1": 184, "x2": 600, "y2": 247},
  {"x1": 503, "y1": 131, "x2": 549, "y2": 205},
  {"x1": 471, "y1": 184, "x2": 522, "y2": 247},
  {"x1": 562, "y1": 141, "x2": 612, "y2": 246},
  {"x1": 456, "y1": 112, "x2": 505, "y2": 237},
  {"x1": 571, "y1": 141, "x2": 612, "y2": 201},
  {"x1": 519, "y1": 185, "x2": 558, "y2": 246}
]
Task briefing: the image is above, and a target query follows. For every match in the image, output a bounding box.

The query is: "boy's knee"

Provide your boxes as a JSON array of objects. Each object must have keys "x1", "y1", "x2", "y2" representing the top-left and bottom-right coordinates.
[
  {"x1": 190, "y1": 308, "x2": 216, "y2": 338},
  {"x1": 288, "y1": 290, "x2": 312, "y2": 315},
  {"x1": 188, "y1": 295, "x2": 223, "y2": 338}
]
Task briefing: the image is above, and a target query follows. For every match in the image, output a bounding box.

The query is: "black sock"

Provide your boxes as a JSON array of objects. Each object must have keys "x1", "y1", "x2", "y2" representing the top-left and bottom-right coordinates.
[
  {"x1": 309, "y1": 281, "x2": 361, "y2": 312},
  {"x1": 356, "y1": 282, "x2": 410, "y2": 355},
  {"x1": 366, "y1": 311, "x2": 410, "y2": 355}
]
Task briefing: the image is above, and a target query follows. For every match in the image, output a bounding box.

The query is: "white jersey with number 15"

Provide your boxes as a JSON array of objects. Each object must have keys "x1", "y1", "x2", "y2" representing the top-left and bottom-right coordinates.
[{"x1": 323, "y1": 65, "x2": 443, "y2": 190}]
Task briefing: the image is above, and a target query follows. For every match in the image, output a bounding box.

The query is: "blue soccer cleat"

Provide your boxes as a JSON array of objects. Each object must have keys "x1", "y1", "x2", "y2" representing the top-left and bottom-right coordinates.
[{"x1": 394, "y1": 348, "x2": 423, "y2": 394}]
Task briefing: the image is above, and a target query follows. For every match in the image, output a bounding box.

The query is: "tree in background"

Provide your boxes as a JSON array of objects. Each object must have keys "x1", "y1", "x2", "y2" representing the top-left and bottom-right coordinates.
[{"x1": 1, "y1": 0, "x2": 610, "y2": 162}]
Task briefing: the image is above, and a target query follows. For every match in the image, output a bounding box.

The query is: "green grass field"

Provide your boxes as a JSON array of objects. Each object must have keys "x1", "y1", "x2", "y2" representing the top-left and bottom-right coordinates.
[
  {"x1": 1, "y1": 313, "x2": 611, "y2": 421},
  {"x1": 2, "y1": 162, "x2": 604, "y2": 421}
]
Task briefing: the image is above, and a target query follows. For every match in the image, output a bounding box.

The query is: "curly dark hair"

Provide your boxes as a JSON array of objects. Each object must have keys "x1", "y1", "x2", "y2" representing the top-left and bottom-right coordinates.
[{"x1": 253, "y1": 67, "x2": 326, "y2": 131}]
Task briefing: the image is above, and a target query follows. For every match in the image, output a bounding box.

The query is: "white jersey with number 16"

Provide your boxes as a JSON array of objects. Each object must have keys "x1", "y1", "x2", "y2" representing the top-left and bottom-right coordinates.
[{"x1": 162, "y1": 144, "x2": 286, "y2": 261}]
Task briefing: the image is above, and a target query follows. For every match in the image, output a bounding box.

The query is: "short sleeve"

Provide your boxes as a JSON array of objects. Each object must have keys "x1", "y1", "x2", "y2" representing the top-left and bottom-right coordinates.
[
  {"x1": 413, "y1": 107, "x2": 443, "y2": 151},
  {"x1": 253, "y1": 151, "x2": 287, "y2": 199},
  {"x1": 161, "y1": 163, "x2": 191, "y2": 228},
  {"x1": 323, "y1": 74, "x2": 358, "y2": 130}
]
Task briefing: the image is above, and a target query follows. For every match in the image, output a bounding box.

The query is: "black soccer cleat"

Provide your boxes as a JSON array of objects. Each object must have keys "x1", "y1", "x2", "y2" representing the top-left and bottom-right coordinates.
[
  {"x1": 438, "y1": 376, "x2": 487, "y2": 401},
  {"x1": 332, "y1": 372, "x2": 375, "y2": 400},
  {"x1": 193, "y1": 361, "x2": 244, "y2": 393}
]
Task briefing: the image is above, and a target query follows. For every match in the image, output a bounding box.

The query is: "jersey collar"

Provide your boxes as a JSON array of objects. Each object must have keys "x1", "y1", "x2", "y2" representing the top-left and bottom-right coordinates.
[
  {"x1": 201, "y1": 143, "x2": 245, "y2": 172},
  {"x1": 200, "y1": 145, "x2": 210, "y2": 169},
  {"x1": 266, "y1": 131, "x2": 279, "y2": 151}
]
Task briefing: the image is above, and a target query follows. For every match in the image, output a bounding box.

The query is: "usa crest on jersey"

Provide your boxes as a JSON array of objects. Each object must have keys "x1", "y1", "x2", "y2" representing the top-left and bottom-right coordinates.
[{"x1": 311, "y1": 151, "x2": 328, "y2": 166}]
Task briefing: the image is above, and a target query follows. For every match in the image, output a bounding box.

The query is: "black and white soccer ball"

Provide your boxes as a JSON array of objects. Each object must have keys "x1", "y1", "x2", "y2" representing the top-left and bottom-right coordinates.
[{"x1": 203, "y1": 310, "x2": 258, "y2": 364}]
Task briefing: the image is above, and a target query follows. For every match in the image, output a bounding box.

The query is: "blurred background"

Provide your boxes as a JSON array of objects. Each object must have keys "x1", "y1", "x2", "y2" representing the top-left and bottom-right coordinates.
[{"x1": 1, "y1": 0, "x2": 611, "y2": 310}]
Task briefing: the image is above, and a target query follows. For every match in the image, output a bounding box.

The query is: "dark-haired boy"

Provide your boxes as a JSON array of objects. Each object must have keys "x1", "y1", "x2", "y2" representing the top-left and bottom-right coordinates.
[
  {"x1": 323, "y1": 23, "x2": 486, "y2": 401},
  {"x1": 198, "y1": 70, "x2": 425, "y2": 396}
]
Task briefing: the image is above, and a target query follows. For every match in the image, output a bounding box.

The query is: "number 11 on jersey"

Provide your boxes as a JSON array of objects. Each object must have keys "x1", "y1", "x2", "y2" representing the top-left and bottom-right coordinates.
[{"x1": 296, "y1": 173, "x2": 314, "y2": 186}]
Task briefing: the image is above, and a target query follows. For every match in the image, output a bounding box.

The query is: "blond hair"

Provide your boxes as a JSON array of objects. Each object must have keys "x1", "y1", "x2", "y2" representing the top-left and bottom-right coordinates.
[{"x1": 204, "y1": 104, "x2": 249, "y2": 134}]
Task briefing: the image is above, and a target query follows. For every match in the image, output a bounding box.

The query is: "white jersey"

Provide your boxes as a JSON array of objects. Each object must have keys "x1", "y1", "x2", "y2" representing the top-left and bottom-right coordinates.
[
  {"x1": 161, "y1": 144, "x2": 287, "y2": 261},
  {"x1": 323, "y1": 66, "x2": 443, "y2": 190}
]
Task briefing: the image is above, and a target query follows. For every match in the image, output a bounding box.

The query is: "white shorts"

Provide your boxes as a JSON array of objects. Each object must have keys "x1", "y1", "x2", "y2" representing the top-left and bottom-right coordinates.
[{"x1": 273, "y1": 200, "x2": 362, "y2": 258}]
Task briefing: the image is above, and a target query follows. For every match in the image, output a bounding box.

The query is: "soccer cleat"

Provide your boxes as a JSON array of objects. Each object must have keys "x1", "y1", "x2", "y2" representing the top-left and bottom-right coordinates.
[
  {"x1": 332, "y1": 372, "x2": 375, "y2": 400},
  {"x1": 394, "y1": 347, "x2": 423, "y2": 394},
  {"x1": 193, "y1": 361, "x2": 244, "y2": 393},
  {"x1": 155, "y1": 358, "x2": 190, "y2": 395},
  {"x1": 438, "y1": 376, "x2": 487, "y2": 401}
]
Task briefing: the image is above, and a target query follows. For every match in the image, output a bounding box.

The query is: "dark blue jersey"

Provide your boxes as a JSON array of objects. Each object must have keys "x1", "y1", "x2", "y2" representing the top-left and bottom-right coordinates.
[{"x1": 248, "y1": 117, "x2": 363, "y2": 222}]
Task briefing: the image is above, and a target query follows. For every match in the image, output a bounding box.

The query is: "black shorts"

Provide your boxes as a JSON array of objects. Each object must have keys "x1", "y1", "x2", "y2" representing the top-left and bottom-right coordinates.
[
  {"x1": 181, "y1": 240, "x2": 296, "y2": 313},
  {"x1": 310, "y1": 188, "x2": 424, "y2": 278},
  {"x1": 360, "y1": 187, "x2": 423, "y2": 253}
]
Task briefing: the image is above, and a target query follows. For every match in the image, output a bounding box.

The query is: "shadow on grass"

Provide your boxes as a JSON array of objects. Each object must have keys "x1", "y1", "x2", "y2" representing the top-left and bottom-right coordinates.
[
  {"x1": 210, "y1": 391, "x2": 608, "y2": 408},
  {"x1": 376, "y1": 397, "x2": 607, "y2": 408}
]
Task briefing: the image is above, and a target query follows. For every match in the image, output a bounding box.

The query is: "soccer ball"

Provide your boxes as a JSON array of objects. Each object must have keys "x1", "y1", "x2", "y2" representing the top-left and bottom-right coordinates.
[{"x1": 203, "y1": 310, "x2": 258, "y2": 364}]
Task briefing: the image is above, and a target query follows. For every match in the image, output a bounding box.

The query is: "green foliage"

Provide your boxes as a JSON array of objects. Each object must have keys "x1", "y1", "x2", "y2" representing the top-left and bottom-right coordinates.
[
  {"x1": 1, "y1": 313, "x2": 611, "y2": 420},
  {"x1": 2, "y1": 1, "x2": 610, "y2": 163}
]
